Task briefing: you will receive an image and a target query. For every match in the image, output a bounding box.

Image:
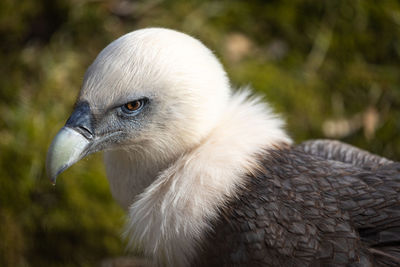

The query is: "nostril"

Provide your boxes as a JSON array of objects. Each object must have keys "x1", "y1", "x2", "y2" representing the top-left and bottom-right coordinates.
[
  {"x1": 65, "y1": 101, "x2": 94, "y2": 140},
  {"x1": 77, "y1": 125, "x2": 93, "y2": 140}
]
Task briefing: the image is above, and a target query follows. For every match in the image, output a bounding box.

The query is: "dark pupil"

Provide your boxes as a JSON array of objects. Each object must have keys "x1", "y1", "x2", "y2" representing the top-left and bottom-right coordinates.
[{"x1": 127, "y1": 101, "x2": 140, "y2": 111}]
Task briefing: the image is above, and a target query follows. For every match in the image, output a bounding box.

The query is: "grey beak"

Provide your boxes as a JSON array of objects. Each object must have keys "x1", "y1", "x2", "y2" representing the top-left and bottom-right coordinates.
[{"x1": 46, "y1": 101, "x2": 94, "y2": 184}]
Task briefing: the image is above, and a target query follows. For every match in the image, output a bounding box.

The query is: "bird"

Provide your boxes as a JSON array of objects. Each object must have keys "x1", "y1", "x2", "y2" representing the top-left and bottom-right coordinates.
[{"x1": 46, "y1": 28, "x2": 400, "y2": 266}]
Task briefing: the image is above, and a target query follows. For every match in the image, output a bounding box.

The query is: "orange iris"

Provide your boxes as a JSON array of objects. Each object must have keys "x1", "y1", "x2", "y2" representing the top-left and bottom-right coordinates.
[{"x1": 125, "y1": 100, "x2": 141, "y2": 111}]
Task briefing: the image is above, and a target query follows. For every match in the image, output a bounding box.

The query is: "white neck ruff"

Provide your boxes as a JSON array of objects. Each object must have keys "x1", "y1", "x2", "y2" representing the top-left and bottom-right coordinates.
[{"x1": 114, "y1": 90, "x2": 292, "y2": 266}]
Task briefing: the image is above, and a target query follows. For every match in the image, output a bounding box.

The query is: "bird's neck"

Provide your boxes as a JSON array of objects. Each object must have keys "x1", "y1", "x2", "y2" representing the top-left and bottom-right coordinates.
[
  {"x1": 105, "y1": 90, "x2": 292, "y2": 266},
  {"x1": 104, "y1": 146, "x2": 183, "y2": 209}
]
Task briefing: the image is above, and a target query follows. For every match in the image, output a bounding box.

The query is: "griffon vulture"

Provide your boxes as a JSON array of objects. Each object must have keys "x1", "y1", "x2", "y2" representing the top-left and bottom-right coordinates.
[{"x1": 46, "y1": 28, "x2": 400, "y2": 266}]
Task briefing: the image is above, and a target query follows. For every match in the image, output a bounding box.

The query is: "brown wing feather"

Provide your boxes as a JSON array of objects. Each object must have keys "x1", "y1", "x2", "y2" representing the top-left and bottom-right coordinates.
[
  {"x1": 296, "y1": 139, "x2": 393, "y2": 169},
  {"x1": 193, "y1": 146, "x2": 400, "y2": 266}
]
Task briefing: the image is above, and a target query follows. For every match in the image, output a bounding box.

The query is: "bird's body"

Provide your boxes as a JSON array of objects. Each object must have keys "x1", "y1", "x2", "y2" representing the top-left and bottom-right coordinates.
[
  {"x1": 194, "y1": 144, "x2": 400, "y2": 266},
  {"x1": 46, "y1": 28, "x2": 400, "y2": 266}
]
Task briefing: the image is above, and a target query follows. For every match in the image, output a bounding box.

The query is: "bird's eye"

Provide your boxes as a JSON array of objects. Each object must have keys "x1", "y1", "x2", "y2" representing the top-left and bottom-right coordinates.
[{"x1": 121, "y1": 99, "x2": 146, "y2": 114}]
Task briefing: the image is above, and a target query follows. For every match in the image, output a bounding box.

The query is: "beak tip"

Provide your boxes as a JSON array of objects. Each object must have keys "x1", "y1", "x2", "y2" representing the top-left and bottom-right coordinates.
[
  {"x1": 47, "y1": 170, "x2": 58, "y2": 185},
  {"x1": 47, "y1": 163, "x2": 68, "y2": 185}
]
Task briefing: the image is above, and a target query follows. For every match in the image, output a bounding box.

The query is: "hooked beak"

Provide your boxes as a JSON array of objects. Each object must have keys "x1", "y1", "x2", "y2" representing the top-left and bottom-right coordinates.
[
  {"x1": 46, "y1": 127, "x2": 90, "y2": 184},
  {"x1": 46, "y1": 101, "x2": 94, "y2": 184}
]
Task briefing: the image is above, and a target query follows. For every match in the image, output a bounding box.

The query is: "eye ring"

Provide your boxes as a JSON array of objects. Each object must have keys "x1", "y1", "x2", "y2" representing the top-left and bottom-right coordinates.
[{"x1": 121, "y1": 99, "x2": 146, "y2": 114}]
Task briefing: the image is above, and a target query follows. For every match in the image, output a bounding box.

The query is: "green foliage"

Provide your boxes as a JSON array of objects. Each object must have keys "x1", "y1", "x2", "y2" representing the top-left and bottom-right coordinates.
[{"x1": 1, "y1": 0, "x2": 399, "y2": 265}]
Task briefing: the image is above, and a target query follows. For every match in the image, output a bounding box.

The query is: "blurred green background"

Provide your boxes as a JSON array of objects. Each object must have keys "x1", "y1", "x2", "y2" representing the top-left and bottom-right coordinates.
[{"x1": 1, "y1": 0, "x2": 400, "y2": 266}]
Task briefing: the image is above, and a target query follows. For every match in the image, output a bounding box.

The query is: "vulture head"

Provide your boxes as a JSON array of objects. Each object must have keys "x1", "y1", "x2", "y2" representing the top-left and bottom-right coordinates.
[
  {"x1": 47, "y1": 28, "x2": 291, "y2": 265},
  {"x1": 47, "y1": 28, "x2": 232, "y2": 204}
]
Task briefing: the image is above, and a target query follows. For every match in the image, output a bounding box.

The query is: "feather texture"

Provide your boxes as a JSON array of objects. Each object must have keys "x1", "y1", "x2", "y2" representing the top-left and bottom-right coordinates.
[
  {"x1": 123, "y1": 90, "x2": 291, "y2": 266},
  {"x1": 297, "y1": 139, "x2": 393, "y2": 169},
  {"x1": 193, "y1": 147, "x2": 400, "y2": 266}
]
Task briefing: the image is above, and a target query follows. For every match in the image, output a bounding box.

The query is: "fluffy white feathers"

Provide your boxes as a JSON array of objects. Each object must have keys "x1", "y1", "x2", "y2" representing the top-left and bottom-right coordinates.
[
  {"x1": 82, "y1": 28, "x2": 292, "y2": 266},
  {"x1": 124, "y1": 90, "x2": 291, "y2": 266}
]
